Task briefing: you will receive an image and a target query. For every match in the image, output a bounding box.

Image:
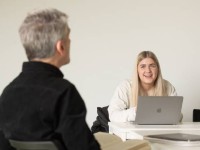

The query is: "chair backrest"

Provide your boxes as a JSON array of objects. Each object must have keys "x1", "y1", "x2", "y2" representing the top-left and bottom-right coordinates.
[
  {"x1": 193, "y1": 109, "x2": 200, "y2": 122},
  {"x1": 91, "y1": 105, "x2": 110, "y2": 133},
  {"x1": 9, "y1": 139, "x2": 58, "y2": 150}
]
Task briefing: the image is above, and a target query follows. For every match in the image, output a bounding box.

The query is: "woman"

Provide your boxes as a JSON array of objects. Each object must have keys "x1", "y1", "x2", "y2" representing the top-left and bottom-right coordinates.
[{"x1": 108, "y1": 51, "x2": 177, "y2": 122}]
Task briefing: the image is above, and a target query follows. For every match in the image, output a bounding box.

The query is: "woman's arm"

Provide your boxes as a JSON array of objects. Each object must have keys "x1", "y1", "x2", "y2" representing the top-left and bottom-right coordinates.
[{"x1": 108, "y1": 80, "x2": 136, "y2": 122}]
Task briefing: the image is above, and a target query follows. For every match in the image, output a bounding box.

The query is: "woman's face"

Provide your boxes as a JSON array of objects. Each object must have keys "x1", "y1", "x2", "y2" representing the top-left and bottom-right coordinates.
[{"x1": 137, "y1": 57, "x2": 158, "y2": 88}]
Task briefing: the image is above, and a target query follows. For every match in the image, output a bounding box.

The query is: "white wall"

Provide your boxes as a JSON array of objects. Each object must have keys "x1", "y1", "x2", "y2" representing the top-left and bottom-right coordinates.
[{"x1": 1, "y1": 0, "x2": 200, "y2": 127}]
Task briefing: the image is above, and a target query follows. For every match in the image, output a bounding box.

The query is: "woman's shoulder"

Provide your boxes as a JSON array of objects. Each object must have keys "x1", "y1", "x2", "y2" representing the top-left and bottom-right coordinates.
[
  {"x1": 119, "y1": 79, "x2": 132, "y2": 87},
  {"x1": 114, "y1": 79, "x2": 132, "y2": 92},
  {"x1": 163, "y1": 79, "x2": 174, "y2": 87},
  {"x1": 163, "y1": 79, "x2": 177, "y2": 96}
]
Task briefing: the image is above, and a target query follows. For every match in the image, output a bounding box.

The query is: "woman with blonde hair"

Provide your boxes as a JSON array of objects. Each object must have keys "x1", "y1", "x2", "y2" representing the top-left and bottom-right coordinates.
[{"x1": 108, "y1": 51, "x2": 177, "y2": 122}]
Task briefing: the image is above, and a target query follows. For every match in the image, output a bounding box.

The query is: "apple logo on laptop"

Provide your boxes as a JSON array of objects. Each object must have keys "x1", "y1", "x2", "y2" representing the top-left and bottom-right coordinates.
[{"x1": 157, "y1": 108, "x2": 162, "y2": 113}]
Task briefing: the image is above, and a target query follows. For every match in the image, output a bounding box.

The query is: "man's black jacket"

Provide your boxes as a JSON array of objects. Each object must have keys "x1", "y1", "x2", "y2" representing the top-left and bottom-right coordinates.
[{"x1": 0, "y1": 61, "x2": 100, "y2": 150}]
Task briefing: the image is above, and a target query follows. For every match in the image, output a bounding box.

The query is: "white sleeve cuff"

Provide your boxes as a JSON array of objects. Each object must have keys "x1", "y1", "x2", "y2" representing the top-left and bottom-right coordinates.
[{"x1": 127, "y1": 107, "x2": 136, "y2": 121}]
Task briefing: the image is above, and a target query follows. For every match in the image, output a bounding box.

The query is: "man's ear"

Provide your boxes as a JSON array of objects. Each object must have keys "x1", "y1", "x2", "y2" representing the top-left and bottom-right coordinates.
[{"x1": 56, "y1": 40, "x2": 65, "y2": 56}]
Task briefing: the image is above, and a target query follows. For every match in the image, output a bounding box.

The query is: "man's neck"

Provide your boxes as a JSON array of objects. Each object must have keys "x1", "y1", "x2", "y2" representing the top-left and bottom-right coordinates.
[{"x1": 31, "y1": 58, "x2": 60, "y2": 68}]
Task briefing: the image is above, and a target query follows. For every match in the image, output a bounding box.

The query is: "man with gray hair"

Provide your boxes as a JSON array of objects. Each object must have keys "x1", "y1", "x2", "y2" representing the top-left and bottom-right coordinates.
[{"x1": 0, "y1": 8, "x2": 100, "y2": 150}]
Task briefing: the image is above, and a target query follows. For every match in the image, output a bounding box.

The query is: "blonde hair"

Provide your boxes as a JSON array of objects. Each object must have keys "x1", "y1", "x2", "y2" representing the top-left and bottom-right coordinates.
[{"x1": 131, "y1": 51, "x2": 168, "y2": 107}]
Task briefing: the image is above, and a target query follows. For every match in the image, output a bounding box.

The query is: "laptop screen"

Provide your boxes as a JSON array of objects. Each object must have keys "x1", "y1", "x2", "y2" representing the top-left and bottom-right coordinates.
[{"x1": 135, "y1": 96, "x2": 183, "y2": 125}]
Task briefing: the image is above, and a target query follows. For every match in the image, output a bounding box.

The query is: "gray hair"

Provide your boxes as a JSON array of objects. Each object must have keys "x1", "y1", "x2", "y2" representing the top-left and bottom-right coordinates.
[{"x1": 19, "y1": 8, "x2": 69, "y2": 60}]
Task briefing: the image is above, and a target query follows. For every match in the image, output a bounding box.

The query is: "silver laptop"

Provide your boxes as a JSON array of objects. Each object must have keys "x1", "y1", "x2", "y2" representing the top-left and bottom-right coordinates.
[
  {"x1": 143, "y1": 133, "x2": 200, "y2": 146},
  {"x1": 135, "y1": 96, "x2": 183, "y2": 125}
]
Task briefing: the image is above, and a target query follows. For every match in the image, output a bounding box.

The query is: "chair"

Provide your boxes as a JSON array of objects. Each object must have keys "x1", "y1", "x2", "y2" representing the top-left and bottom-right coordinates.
[
  {"x1": 193, "y1": 109, "x2": 200, "y2": 122},
  {"x1": 91, "y1": 106, "x2": 110, "y2": 133},
  {"x1": 9, "y1": 139, "x2": 58, "y2": 150}
]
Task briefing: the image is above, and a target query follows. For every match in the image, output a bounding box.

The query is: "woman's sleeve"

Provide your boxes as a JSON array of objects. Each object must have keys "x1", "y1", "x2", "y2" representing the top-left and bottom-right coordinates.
[{"x1": 108, "y1": 80, "x2": 136, "y2": 122}]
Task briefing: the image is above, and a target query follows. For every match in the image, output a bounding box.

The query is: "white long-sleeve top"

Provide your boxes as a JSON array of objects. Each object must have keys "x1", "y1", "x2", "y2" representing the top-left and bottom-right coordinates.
[{"x1": 108, "y1": 79, "x2": 177, "y2": 122}]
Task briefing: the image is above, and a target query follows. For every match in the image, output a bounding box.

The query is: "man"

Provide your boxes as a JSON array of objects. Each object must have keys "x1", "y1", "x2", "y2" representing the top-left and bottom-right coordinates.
[{"x1": 0, "y1": 8, "x2": 100, "y2": 150}]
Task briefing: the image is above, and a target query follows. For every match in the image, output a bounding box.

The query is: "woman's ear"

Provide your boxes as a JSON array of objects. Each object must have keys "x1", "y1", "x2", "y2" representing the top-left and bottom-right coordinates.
[{"x1": 56, "y1": 40, "x2": 65, "y2": 56}]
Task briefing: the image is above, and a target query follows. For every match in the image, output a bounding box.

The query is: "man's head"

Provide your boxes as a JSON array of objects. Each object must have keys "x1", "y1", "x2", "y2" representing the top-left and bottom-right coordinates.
[{"x1": 19, "y1": 8, "x2": 70, "y2": 67}]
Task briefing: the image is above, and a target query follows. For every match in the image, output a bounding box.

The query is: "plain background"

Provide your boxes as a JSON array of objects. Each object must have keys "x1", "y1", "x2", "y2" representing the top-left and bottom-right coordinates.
[{"x1": 0, "y1": 0, "x2": 200, "y2": 127}]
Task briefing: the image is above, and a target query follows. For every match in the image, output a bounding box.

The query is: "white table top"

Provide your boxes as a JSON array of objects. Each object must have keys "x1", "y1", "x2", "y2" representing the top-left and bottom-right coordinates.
[
  {"x1": 109, "y1": 121, "x2": 200, "y2": 130},
  {"x1": 108, "y1": 122, "x2": 200, "y2": 150}
]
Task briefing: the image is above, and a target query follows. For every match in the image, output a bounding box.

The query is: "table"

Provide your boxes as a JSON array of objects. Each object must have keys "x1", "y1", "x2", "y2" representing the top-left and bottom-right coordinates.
[{"x1": 108, "y1": 122, "x2": 200, "y2": 150}]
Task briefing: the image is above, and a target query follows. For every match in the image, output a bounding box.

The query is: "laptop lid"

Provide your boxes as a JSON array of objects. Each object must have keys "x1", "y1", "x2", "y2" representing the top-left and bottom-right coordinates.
[
  {"x1": 135, "y1": 96, "x2": 183, "y2": 125},
  {"x1": 143, "y1": 133, "x2": 200, "y2": 146}
]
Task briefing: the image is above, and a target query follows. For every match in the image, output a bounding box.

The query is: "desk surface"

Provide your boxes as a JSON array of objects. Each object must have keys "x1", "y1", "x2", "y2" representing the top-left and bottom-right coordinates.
[
  {"x1": 109, "y1": 122, "x2": 200, "y2": 150},
  {"x1": 109, "y1": 122, "x2": 200, "y2": 131}
]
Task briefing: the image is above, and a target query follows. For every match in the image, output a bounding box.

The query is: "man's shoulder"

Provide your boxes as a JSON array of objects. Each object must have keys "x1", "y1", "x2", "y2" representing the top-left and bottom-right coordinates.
[{"x1": 50, "y1": 78, "x2": 76, "y2": 91}]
